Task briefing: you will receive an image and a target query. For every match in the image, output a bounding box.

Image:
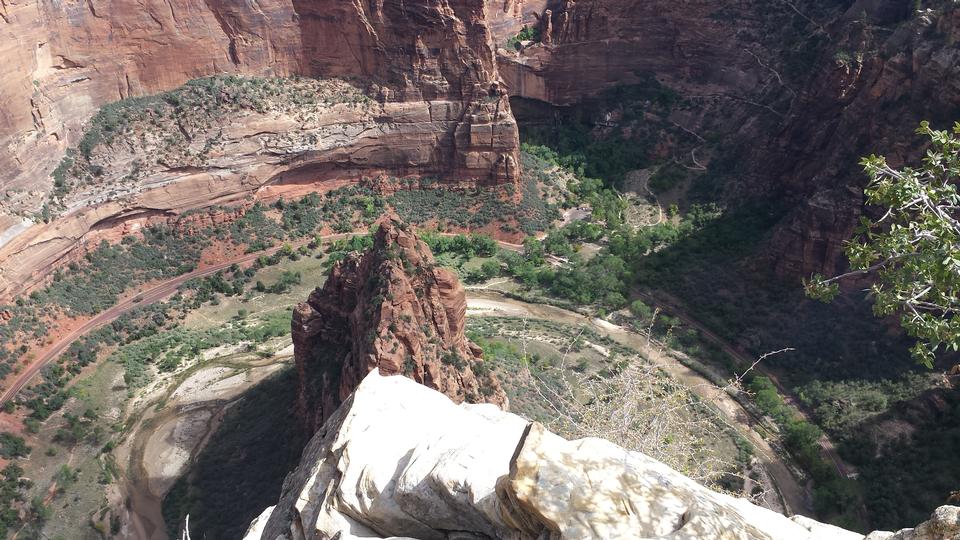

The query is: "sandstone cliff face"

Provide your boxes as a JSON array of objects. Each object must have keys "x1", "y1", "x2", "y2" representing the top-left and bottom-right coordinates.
[
  {"x1": 0, "y1": 0, "x2": 517, "y2": 202},
  {"x1": 243, "y1": 371, "x2": 960, "y2": 540},
  {"x1": 494, "y1": 1, "x2": 960, "y2": 278},
  {"x1": 496, "y1": 0, "x2": 773, "y2": 105},
  {"x1": 291, "y1": 216, "x2": 507, "y2": 433},
  {"x1": 761, "y1": 5, "x2": 960, "y2": 277},
  {"x1": 0, "y1": 0, "x2": 521, "y2": 299}
]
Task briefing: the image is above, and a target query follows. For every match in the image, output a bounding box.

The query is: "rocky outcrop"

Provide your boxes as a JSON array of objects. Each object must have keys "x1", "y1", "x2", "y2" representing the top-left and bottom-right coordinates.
[
  {"x1": 0, "y1": 0, "x2": 519, "y2": 204},
  {"x1": 0, "y1": 76, "x2": 518, "y2": 299},
  {"x1": 0, "y1": 0, "x2": 521, "y2": 299},
  {"x1": 243, "y1": 370, "x2": 959, "y2": 540},
  {"x1": 291, "y1": 215, "x2": 507, "y2": 433}
]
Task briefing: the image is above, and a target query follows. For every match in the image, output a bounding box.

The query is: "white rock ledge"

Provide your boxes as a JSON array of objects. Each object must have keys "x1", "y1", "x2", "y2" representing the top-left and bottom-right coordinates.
[{"x1": 243, "y1": 371, "x2": 959, "y2": 540}]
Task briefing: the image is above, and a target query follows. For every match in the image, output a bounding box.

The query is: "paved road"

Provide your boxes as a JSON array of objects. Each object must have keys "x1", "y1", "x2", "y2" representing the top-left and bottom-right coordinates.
[
  {"x1": 633, "y1": 290, "x2": 857, "y2": 479},
  {"x1": 0, "y1": 228, "x2": 842, "y2": 509},
  {"x1": 0, "y1": 231, "x2": 512, "y2": 407}
]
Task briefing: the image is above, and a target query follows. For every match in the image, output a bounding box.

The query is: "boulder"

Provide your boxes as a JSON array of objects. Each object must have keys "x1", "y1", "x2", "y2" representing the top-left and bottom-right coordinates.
[{"x1": 246, "y1": 370, "x2": 955, "y2": 540}]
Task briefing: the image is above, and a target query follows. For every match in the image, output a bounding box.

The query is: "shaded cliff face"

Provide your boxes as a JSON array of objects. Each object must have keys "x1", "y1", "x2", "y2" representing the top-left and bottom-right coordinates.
[
  {"x1": 493, "y1": 0, "x2": 960, "y2": 278},
  {"x1": 292, "y1": 216, "x2": 507, "y2": 432},
  {"x1": 496, "y1": 0, "x2": 778, "y2": 105},
  {"x1": 760, "y1": 6, "x2": 960, "y2": 277}
]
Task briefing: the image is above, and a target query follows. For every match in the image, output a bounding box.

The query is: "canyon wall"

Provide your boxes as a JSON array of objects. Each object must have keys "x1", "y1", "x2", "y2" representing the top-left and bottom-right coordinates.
[
  {"x1": 3, "y1": 0, "x2": 957, "y2": 295},
  {"x1": 243, "y1": 370, "x2": 960, "y2": 540},
  {"x1": 292, "y1": 215, "x2": 507, "y2": 433},
  {"x1": 762, "y1": 5, "x2": 960, "y2": 277},
  {"x1": 0, "y1": 0, "x2": 521, "y2": 299},
  {"x1": 496, "y1": 0, "x2": 770, "y2": 105},
  {"x1": 495, "y1": 0, "x2": 960, "y2": 279}
]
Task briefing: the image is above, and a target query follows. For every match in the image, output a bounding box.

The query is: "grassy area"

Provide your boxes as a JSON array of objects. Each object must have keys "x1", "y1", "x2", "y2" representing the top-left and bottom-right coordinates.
[{"x1": 387, "y1": 171, "x2": 559, "y2": 235}]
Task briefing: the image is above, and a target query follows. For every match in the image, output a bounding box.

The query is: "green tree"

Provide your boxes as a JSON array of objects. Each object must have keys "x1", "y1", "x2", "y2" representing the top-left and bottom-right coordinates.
[{"x1": 806, "y1": 122, "x2": 960, "y2": 366}]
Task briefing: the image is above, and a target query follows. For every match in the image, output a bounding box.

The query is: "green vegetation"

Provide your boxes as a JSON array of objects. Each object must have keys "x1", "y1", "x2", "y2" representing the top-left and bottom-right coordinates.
[
  {"x1": 0, "y1": 463, "x2": 35, "y2": 537},
  {"x1": 254, "y1": 270, "x2": 302, "y2": 295},
  {"x1": 34, "y1": 227, "x2": 206, "y2": 315},
  {"x1": 506, "y1": 25, "x2": 541, "y2": 50},
  {"x1": 806, "y1": 121, "x2": 960, "y2": 366},
  {"x1": 46, "y1": 75, "x2": 375, "y2": 215},
  {"x1": 854, "y1": 389, "x2": 960, "y2": 529},
  {"x1": 489, "y1": 123, "x2": 951, "y2": 529},
  {"x1": 111, "y1": 310, "x2": 290, "y2": 387},
  {"x1": 519, "y1": 77, "x2": 679, "y2": 187},
  {"x1": 0, "y1": 433, "x2": 31, "y2": 458},
  {"x1": 388, "y1": 173, "x2": 558, "y2": 234}
]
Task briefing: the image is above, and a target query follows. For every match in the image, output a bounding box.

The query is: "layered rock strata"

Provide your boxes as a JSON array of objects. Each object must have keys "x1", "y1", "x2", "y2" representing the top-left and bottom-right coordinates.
[
  {"x1": 244, "y1": 370, "x2": 960, "y2": 540},
  {"x1": 0, "y1": 0, "x2": 521, "y2": 299},
  {"x1": 494, "y1": 2, "x2": 960, "y2": 278},
  {"x1": 291, "y1": 216, "x2": 507, "y2": 433}
]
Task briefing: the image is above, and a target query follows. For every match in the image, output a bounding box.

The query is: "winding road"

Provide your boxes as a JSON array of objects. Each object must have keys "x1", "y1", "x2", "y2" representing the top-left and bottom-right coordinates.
[
  {"x1": 0, "y1": 231, "x2": 835, "y2": 519},
  {"x1": 0, "y1": 234, "x2": 354, "y2": 407}
]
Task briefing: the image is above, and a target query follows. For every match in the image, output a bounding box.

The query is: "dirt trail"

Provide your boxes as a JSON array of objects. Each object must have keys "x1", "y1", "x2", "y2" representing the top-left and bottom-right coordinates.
[
  {"x1": 466, "y1": 291, "x2": 814, "y2": 517},
  {"x1": 0, "y1": 234, "x2": 356, "y2": 407}
]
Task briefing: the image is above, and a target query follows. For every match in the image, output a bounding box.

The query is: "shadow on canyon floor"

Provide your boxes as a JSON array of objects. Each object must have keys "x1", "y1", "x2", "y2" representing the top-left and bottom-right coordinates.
[{"x1": 161, "y1": 368, "x2": 305, "y2": 539}]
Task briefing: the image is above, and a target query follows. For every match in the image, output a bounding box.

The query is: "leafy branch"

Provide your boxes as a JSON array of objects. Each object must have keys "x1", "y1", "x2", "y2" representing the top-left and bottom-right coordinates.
[{"x1": 805, "y1": 121, "x2": 960, "y2": 367}]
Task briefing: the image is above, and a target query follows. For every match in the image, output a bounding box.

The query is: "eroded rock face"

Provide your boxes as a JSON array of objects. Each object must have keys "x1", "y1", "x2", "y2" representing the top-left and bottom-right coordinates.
[
  {"x1": 244, "y1": 370, "x2": 957, "y2": 540},
  {"x1": 757, "y1": 7, "x2": 960, "y2": 276},
  {"x1": 0, "y1": 0, "x2": 518, "y2": 202},
  {"x1": 496, "y1": 0, "x2": 772, "y2": 105},
  {"x1": 0, "y1": 0, "x2": 520, "y2": 299},
  {"x1": 292, "y1": 215, "x2": 507, "y2": 433},
  {"x1": 494, "y1": 2, "x2": 960, "y2": 278}
]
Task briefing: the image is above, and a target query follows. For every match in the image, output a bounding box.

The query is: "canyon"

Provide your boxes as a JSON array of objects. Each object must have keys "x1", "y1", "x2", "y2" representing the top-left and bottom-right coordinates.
[
  {"x1": 3, "y1": 0, "x2": 958, "y2": 294},
  {"x1": 0, "y1": 1, "x2": 957, "y2": 538}
]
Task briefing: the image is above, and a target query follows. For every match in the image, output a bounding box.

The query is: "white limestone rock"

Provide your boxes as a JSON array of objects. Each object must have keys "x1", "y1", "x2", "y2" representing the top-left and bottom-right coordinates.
[
  {"x1": 244, "y1": 371, "x2": 958, "y2": 540},
  {"x1": 865, "y1": 506, "x2": 960, "y2": 540}
]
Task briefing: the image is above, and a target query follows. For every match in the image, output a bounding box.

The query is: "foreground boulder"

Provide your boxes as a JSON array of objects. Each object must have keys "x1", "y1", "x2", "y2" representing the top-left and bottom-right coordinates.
[
  {"x1": 243, "y1": 371, "x2": 958, "y2": 539},
  {"x1": 292, "y1": 216, "x2": 507, "y2": 432}
]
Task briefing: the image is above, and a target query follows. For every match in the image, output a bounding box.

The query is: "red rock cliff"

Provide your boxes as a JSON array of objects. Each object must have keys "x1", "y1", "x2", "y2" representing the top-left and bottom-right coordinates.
[
  {"x1": 493, "y1": 1, "x2": 960, "y2": 279},
  {"x1": 292, "y1": 216, "x2": 507, "y2": 432},
  {"x1": 0, "y1": 0, "x2": 519, "y2": 202},
  {"x1": 0, "y1": 0, "x2": 521, "y2": 299}
]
